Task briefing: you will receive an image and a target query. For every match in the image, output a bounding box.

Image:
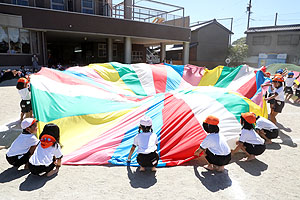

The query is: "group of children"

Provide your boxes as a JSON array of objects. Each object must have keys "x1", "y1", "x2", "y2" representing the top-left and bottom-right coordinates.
[{"x1": 6, "y1": 118, "x2": 63, "y2": 177}]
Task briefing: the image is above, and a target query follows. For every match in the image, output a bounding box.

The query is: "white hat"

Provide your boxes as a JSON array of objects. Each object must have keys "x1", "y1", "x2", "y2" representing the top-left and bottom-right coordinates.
[
  {"x1": 140, "y1": 116, "x2": 152, "y2": 126},
  {"x1": 21, "y1": 118, "x2": 37, "y2": 129}
]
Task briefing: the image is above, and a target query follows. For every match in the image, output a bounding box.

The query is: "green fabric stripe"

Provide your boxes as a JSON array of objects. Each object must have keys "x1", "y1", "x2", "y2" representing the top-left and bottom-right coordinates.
[
  {"x1": 110, "y1": 62, "x2": 147, "y2": 96},
  {"x1": 31, "y1": 87, "x2": 141, "y2": 122},
  {"x1": 214, "y1": 65, "x2": 243, "y2": 88}
]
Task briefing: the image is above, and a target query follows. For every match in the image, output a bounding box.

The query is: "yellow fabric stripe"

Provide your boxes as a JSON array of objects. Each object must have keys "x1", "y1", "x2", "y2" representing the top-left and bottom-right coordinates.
[
  {"x1": 87, "y1": 63, "x2": 135, "y2": 95},
  {"x1": 37, "y1": 108, "x2": 134, "y2": 155},
  {"x1": 198, "y1": 66, "x2": 224, "y2": 86}
]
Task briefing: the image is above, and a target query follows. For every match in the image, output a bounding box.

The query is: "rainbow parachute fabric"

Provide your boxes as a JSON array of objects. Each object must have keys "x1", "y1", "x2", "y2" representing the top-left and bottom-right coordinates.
[{"x1": 30, "y1": 62, "x2": 269, "y2": 166}]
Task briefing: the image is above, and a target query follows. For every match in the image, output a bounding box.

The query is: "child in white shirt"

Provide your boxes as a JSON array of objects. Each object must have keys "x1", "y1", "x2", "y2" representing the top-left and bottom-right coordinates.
[
  {"x1": 29, "y1": 123, "x2": 63, "y2": 177},
  {"x1": 6, "y1": 118, "x2": 38, "y2": 169},
  {"x1": 285, "y1": 72, "x2": 300, "y2": 102},
  {"x1": 127, "y1": 116, "x2": 159, "y2": 172},
  {"x1": 16, "y1": 77, "x2": 32, "y2": 121}
]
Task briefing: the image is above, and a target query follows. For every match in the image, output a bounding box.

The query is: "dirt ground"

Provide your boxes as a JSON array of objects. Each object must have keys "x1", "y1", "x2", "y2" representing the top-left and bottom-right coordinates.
[{"x1": 1, "y1": 82, "x2": 300, "y2": 200}]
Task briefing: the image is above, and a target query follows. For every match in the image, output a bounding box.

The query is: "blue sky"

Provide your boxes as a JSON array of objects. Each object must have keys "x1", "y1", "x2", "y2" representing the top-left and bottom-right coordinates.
[{"x1": 123, "y1": 0, "x2": 300, "y2": 43}]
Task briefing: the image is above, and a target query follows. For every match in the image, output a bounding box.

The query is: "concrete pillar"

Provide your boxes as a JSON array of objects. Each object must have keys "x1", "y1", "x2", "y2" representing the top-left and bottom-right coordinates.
[
  {"x1": 107, "y1": 38, "x2": 113, "y2": 62},
  {"x1": 160, "y1": 43, "x2": 166, "y2": 63},
  {"x1": 124, "y1": 37, "x2": 132, "y2": 64},
  {"x1": 124, "y1": 0, "x2": 132, "y2": 19},
  {"x1": 182, "y1": 42, "x2": 190, "y2": 65}
]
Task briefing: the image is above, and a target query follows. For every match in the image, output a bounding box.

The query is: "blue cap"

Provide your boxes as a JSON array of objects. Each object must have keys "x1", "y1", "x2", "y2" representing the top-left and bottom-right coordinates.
[
  {"x1": 288, "y1": 72, "x2": 294, "y2": 76},
  {"x1": 276, "y1": 69, "x2": 283, "y2": 74}
]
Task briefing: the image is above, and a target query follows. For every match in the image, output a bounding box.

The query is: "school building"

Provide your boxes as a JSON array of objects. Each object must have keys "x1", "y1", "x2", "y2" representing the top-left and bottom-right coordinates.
[{"x1": 0, "y1": 0, "x2": 190, "y2": 67}]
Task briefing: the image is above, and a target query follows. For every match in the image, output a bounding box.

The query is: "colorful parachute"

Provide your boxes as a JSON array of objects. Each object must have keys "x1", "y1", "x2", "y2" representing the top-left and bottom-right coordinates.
[{"x1": 30, "y1": 62, "x2": 269, "y2": 166}]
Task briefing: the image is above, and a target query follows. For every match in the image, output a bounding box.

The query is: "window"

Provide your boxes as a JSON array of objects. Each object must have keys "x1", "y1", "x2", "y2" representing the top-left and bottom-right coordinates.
[
  {"x1": 98, "y1": 43, "x2": 107, "y2": 58},
  {"x1": 278, "y1": 35, "x2": 291, "y2": 45},
  {"x1": 82, "y1": 0, "x2": 94, "y2": 14},
  {"x1": 132, "y1": 51, "x2": 143, "y2": 62},
  {"x1": 52, "y1": 0, "x2": 65, "y2": 10},
  {"x1": 113, "y1": 44, "x2": 117, "y2": 57},
  {"x1": 11, "y1": 0, "x2": 29, "y2": 6},
  {"x1": 252, "y1": 36, "x2": 271, "y2": 45},
  {"x1": 0, "y1": 26, "x2": 31, "y2": 54}
]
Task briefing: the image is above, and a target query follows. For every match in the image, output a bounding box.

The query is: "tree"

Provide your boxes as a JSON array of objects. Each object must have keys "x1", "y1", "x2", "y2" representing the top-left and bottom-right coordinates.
[{"x1": 228, "y1": 37, "x2": 248, "y2": 65}]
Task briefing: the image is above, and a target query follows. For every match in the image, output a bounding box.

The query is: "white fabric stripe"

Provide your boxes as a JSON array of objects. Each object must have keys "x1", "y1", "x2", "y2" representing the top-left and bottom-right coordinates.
[
  {"x1": 30, "y1": 75, "x2": 132, "y2": 103},
  {"x1": 226, "y1": 65, "x2": 256, "y2": 91},
  {"x1": 131, "y1": 63, "x2": 156, "y2": 96},
  {"x1": 172, "y1": 87, "x2": 241, "y2": 149}
]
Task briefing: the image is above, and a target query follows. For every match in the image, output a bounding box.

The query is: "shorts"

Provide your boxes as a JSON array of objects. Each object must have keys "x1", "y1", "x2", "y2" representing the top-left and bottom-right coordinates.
[
  {"x1": 274, "y1": 100, "x2": 285, "y2": 113},
  {"x1": 6, "y1": 151, "x2": 30, "y2": 167},
  {"x1": 264, "y1": 129, "x2": 279, "y2": 139},
  {"x1": 137, "y1": 151, "x2": 159, "y2": 167},
  {"x1": 244, "y1": 142, "x2": 266, "y2": 156},
  {"x1": 20, "y1": 100, "x2": 32, "y2": 113},
  {"x1": 205, "y1": 149, "x2": 231, "y2": 166},
  {"x1": 295, "y1": 90, "x2": 300, "y2": 97},
  {"x1": 267, "y1": 93, "x2": 275, "y2": 104},
  {"x1": 28, "y1": 162, "x2": 56, "y2": 175},
  {"x1": 284, "y1": 87, "x2": 293, "y2": 94}
]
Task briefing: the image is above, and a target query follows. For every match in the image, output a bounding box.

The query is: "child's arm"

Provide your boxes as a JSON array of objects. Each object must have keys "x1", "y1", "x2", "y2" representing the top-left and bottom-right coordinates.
[
  {"x1": 56, "y1": 157, "x2": 62, "y2": 168},
  {"x1": 29, "y1": 145, "x2": 37, "y2": 156},
  {"x1": 127, "y1": 145, "x2": 136, "y2": 162},
  {"x1": 194, "y1": 146, "x2": 204, "y2": 157},
  {"x1": 265, "y1": 92, "x2": 278, "y2": 101}
]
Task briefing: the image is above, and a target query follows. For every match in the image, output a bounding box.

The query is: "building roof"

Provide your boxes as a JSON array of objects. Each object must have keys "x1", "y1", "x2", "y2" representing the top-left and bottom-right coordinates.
[
  {"x1": 245, "y1": 24, "x2": 300, "y2": 33},
  {"x1": 190, "y1": 19, "x2": 233, "y2": 34}
]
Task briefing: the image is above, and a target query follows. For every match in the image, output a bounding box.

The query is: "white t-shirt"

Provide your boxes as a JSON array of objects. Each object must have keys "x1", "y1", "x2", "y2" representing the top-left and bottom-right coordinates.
[
  {"x1": 7, "y1": 133, "x2": 39, "y2": 157},
  {"x1": 255, "y1": 117, "x2": 278, "y2": 131},
  {"x1": 18, "y1": 88, "x2": 31, "y2": 100},
  {"x1": 29, "y1": 143, "x2": 63, "y2": 166},
  {"x1": 133, "y1": 132, "x2": 158, "y2": 154},
  {"x1": 239, "y1": 129, "x2": 264, "y2": 145},
  {"x1": 200, "y1": 133, "x2": 231, "y2": 156},
  {"x1": 274, "y1": 86, "x2": 284, "y2": 101},
  {"x1": 285, "y1": 77, "x2": 296, "y2": 87}
]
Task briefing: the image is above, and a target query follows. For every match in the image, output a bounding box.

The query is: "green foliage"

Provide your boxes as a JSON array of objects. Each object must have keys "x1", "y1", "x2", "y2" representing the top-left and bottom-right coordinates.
[{"x1": 228, "y1": 37, "x2": 248, "y2": 64}]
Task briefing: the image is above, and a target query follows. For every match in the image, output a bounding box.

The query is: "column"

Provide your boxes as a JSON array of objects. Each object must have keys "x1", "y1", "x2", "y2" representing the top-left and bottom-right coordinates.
[
  {"x1": 182, "y1": 42, "x2": 190, "y2": 65},
  {"x1": 107, "y1": 38, "x2": 113, "y2": 62},
  {"x1": 124, "y1": 0, "x2": 132, "y2": 19},
  {"x1": 124, "y1": 37, "x2": 132, "y2": 64},
  {"x1": 160, "y1": 42, "x2": 166, "y2": 63}
]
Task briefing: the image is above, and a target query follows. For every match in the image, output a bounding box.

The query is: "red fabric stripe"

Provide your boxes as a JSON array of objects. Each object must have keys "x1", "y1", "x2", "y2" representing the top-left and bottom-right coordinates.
[
  {"x1": 151, "y1": 64, "x2": 167, "y2": 93},
  {"x1": 236, "y1": 76, "x2": 257, "y2": 98},
  {"x1": 159, "y1": 94, "x2": 206, "y2": 165}
]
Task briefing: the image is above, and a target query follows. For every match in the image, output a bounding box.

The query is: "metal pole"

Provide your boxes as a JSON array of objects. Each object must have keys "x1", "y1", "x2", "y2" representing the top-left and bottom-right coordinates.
[
  {"x1": 229, "y1": 17, "x2": 233, "y2": 45},
  {"x1": 247, "y1": 0, "x2": 252, "y2": 30},
  {"x1": 275, "y1": 12, "x2": 278, "y2": 26}
]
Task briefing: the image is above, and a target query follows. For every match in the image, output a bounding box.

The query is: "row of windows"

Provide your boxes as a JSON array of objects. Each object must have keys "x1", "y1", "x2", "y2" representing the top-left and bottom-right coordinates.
[
  {"x1": 252, "y1": 34, "x2": 300, "y2": 46},
  {"x1": 11, "y1": 0, "x2": 96, "y2": 14}
]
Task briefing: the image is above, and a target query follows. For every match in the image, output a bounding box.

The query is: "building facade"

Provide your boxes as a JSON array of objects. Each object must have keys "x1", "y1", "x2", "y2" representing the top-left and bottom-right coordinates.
[
  {"x1": 0, "y1": 0, "x2": 190, "y2": 67},
  {"x1": 245, "y1": 24, "x2": 300, "y2": 67}
]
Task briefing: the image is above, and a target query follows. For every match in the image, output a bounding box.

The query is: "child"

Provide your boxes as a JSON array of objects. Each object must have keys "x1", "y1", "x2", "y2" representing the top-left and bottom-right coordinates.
[
  {"x1": 16, "y1": 77, "x2": 32, "y2": 121},
  {"x1": 285, "y1": 72, "x2": 300, "y2": 102},
  {"x1": 127, "y1": 116, "x2": 159, "y2": 172},
  {"x1": 232, "y1": 112, "x2": 266, "y2": 161},
  {"x1": 194, "y1": 116, "x2": 231, "y2": 172},
  {"x1": 255, "y1": 115, "x2": 278, "y2": 144},
  {"x1": 6, "y1": 118, "x2": 39, "y2": 169},
  {"x1": 29, "y1": 123, "x2": 63, "y2": 177},
  {"x1": 265, "y1": 75, "x2": 285, "y2": 124}
]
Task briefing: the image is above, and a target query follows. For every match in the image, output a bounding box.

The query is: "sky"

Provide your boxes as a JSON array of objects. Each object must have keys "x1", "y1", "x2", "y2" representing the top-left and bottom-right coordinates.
[{"x1": 116, "y1": 0, "x2": 300, "y2": 43}]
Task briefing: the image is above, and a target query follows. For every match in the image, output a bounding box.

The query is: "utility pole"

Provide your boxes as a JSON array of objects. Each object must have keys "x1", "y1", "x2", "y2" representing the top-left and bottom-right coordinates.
[
  {"x1": 275, "y1": 12, "x2": 278, "y2": 26},
  {"x1": 247, "y1": 0, "x2": 252, "y2": 30}
]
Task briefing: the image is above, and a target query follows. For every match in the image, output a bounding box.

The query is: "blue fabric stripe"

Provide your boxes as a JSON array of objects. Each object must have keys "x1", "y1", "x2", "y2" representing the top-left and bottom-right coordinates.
[
  {"x1": 109, "y1": 93, "x2": 166, "y2": 167},
  {"x1": 165, "y1": 65, "x2": 184, "y2": 93}
]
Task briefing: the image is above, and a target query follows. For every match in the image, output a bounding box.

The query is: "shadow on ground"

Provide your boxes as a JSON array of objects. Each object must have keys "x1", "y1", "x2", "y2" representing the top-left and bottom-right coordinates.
[
  {"x1": 278, "y1": 130, "x2": 297, "y2": 148},
  {"x1": 193, "y1": 166, "x2": 232, "y2": 192},
  {"x1": 127, "y1": 165, "x2": 157, "y2": 188},
  {"x1": 236, "y1": 158, "x2": 268, "y2": 176},
  {"x1": 0, "y1": 167, "x2": 29, "y2": 183},
  {"x1": 19, "y1": 173, "x2": 57, "y2": 191},
  {"x1": 0, "y1": 120, "x2": 22, "y2": 147}
]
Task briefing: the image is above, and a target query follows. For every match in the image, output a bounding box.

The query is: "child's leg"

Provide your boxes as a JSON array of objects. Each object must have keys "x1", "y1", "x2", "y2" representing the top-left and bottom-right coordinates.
[
  {"x1": 20, "y1": 112, "x2": 24, "y2": 121},
  {"x1": 139, "y1": 166, "x2": 146, "y2": 172},
  {"x1": 245, "y1": 154, "x2": 256, "y2": 161},
  {"x1": 216, "y1": 165, "x2": 225, "y2": 172}
]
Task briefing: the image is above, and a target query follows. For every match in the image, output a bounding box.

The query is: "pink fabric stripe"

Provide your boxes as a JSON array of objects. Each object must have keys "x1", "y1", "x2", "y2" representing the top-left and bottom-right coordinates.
[
  {"x1": 182, "y1": 65, "x2": 205, "y2": 86},
  {"x1": 236, "y1": 76, "x2": 257, "y2": 98},
  {"x1": 151, "y1": 64, "x2": 167, "y2": 93}
]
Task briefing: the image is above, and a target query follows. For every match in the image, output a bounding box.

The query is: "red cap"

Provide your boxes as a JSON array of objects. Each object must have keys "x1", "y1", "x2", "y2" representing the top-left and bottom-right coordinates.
[
  {"x1": 272, "y1": 74, "x2": 284, "y2": 82},
  {"x1": 17, "y1": 77, "x2": 29, "y2": 84},
  {"x1": 241, "y1": 112, "x2": 256, "y2": 124},
  {"x1": 204, "y1": 115, "x2": 219, "y2": 125},
  {"x1": 40, "y1": 134, "x2": 56, "y2": 149}
]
